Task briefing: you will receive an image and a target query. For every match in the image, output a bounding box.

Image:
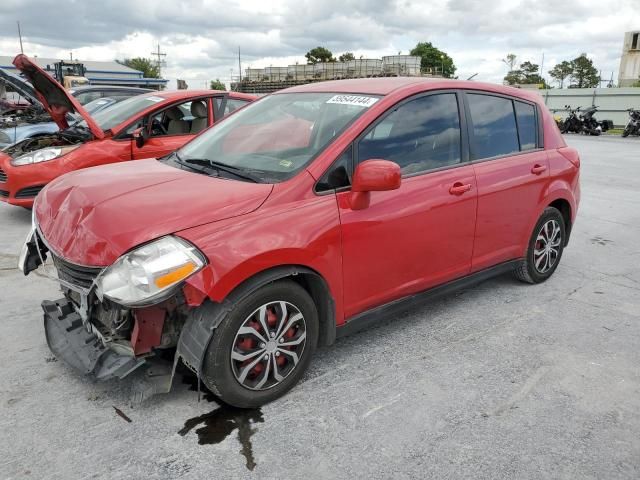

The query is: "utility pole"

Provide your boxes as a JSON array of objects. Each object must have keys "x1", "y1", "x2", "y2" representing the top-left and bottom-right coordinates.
[
  {"x1": 150, "y1": 44, "x2": 167, "y2": 77},
  {"x1": 17, "y1": 21, "x2": 24, "y2": 54},
  {"x1": 238, "y1": 46, "x2": 242, "y2": 84}
]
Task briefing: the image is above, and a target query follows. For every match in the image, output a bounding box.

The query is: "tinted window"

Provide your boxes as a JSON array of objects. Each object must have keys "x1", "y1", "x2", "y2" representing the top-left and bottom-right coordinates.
[
  {"x1": 316, "y1": 147, "x2": 352, "y2": 192},
  {"x1": 358, "y1": 93, "x2": 461, "y2": 175},
  {"x1": 467, "y1": 94, "x2": 519, "y2": 159},
  {"x1": 515, "y1": 101, "x2": 537, "y2": 150}
]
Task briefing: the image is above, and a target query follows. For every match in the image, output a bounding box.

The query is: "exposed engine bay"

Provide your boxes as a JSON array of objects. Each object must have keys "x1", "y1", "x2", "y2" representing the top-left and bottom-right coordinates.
[{"x1": 3, "y1": 125, "x2": 92, "y2": 157}]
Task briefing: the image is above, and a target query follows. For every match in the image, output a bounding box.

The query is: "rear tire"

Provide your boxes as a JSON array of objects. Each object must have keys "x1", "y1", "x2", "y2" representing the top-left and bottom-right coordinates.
[
  {"x1": 622, "y1": 126, "x2": 631, "y2": 138},
  {"x1": 201, "y1": 280, "x2": 318, "y2": 408},
  {"x1": 514, "y1": 207, "x2": 566, "y2": 284}
]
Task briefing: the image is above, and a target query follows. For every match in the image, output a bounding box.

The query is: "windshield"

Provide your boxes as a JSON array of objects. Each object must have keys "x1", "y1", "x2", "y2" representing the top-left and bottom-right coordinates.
[
  {"x1": 175, "y1": 92, "x2": 380, "y2": 182},
  {"x1": 77, "y1": 94, "x2": 165, "y2": 132},
  {"x1": 68, "y1": 97, "x2": 117, "y2": 124}
]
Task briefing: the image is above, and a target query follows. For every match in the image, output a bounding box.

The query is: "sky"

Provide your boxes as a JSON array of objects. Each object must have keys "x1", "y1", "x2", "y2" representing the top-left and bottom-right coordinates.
[{"x1": 1, "y1": 0, "x2": 639, "y2": 89}]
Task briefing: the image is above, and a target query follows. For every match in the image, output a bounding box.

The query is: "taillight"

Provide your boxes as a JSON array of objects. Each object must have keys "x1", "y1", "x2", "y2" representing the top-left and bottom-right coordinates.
[{"x1": 558, "y1": 147, "x2": 580, "y2": 168}]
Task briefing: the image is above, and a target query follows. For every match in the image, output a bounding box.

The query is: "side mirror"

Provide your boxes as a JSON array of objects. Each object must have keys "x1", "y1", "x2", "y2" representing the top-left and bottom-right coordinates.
[
  {"x1": 133, "y1": 127, "x2": 148, "y2": 148},
  {"x1": 350, "y1": 159, "x2": 401, "y2": 210}
]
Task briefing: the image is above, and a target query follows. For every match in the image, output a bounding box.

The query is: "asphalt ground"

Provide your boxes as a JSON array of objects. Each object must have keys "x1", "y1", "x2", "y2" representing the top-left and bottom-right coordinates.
[{"x1": 0, "y1": 134, "x2": 639, "y2": 479}]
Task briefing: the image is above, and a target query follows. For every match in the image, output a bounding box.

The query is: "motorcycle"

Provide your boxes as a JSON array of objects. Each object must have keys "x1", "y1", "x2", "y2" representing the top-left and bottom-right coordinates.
[
  {"x1": 579, "y1": 105, "x2": 603, "y2": 136},
  {"x1": 560, "y1": 105, "x2": 583, "y2": 134},
  {"x1": 622, "y1": 108, "x2": 640, "y2": 137}
]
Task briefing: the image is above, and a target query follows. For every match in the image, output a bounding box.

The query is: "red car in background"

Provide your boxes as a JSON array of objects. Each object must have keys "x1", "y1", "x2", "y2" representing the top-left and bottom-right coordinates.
[
  {"x1": 21, "y1": 78, "x2": 580, "y2": 407},
  {"x1": 0, "y1": 54, "x2": 255, "y2": 207}
]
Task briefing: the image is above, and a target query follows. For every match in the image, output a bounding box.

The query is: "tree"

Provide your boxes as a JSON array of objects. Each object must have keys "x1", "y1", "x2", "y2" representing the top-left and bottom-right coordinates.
[
  {"x1": 117, "y1": 58, "x2": 160, "y2": 78},
  {"x1": 305, "y1": 47, "x2": 336, "y2": 64},
  {"x1": 549, "y1": 61, "x2": 573, "y2": 88},
  {"x1": 210, "y1": 79, "x2": 226, "y2": 91},
  {"x1": 410, "y1": 42, "x2": 456, "y2": 78},
  {"x1": 502, "y1": 53, "x2": 517, "y2": 72},
  {"x1": 569, "y1": 54, "x2": 599, "y2": 88},
  {"x1": 338, "y1": 52, "x2": 355, "y2": 62},
  {"x1": 503, "y1": 60, "x2": 548, "y2": 87}
]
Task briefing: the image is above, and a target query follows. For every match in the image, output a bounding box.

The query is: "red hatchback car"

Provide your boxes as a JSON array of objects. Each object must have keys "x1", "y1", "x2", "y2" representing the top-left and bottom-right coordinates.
[
  {"x1": 0, "y1": 54, "x2": 255, "y2": 208},
  {"x1": 21, "y1": 78, "x2": 580, "y2": 407}
]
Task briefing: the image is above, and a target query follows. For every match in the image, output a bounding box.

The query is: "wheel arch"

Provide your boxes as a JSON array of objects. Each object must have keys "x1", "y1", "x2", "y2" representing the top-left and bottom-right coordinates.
[{"x1": 176, "y1": 264, "x2": 337, "y2": 380}]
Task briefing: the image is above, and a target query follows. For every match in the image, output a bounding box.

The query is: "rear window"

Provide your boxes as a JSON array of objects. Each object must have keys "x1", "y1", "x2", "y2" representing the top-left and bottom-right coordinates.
[
  {"x1": 514, "y1": 101, "x2": 538, "y2": 150},
  {"x1": 467, "y1": 94, "x2": 519, "y2": 159}
]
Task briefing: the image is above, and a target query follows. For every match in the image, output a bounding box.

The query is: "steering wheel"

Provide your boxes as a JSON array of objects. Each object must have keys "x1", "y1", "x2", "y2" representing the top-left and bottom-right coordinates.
[{"x1": 151, "y1": 118, "x2": 168, "y2": 136}]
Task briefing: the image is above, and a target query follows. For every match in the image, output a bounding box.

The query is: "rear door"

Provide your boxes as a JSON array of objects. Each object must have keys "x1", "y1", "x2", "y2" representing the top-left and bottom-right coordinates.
[
  {"x1": 466, "y1": 92, "x2": 549, "y2": 271},
  {"x1": 336, "y1": 91, "x2": 478, "y2": 318}
]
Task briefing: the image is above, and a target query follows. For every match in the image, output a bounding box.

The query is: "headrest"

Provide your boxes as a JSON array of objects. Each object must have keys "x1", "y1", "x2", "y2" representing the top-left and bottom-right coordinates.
[
  {"x1": 191, "y1": 100, "x2": 207, "y2": 118},
  {"x1": 165, "y1": 107, "x2": 184, "y2": 121}
]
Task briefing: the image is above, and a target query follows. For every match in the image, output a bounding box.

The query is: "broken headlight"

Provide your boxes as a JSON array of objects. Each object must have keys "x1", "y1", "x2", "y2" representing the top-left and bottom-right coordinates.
[
  {"x1": 11, "y1": 145, "x2": 80, "y2": 166},
  {"x1": 95, "y1": 236, "x2": 206, "y2": 307}
]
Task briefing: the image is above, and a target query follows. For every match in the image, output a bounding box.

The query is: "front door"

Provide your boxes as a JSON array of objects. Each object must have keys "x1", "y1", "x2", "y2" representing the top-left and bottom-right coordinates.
[
  {"x1": 132, "y1": 98, "x2": 211, "y2": 159},
  {"x1": 337, "y1": 92, "x2": 478, "y2": 319}
]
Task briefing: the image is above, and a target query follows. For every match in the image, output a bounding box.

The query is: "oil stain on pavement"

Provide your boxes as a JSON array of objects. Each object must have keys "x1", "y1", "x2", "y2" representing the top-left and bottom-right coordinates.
[{"x1": 179, "y1": 374, "x2": 264, "y2": 471}]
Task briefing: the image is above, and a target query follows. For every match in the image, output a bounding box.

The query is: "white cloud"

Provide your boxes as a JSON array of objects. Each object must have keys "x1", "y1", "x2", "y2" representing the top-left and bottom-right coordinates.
[{"x1": 1, "y1": 0, "x2": 639, "y2": 88}]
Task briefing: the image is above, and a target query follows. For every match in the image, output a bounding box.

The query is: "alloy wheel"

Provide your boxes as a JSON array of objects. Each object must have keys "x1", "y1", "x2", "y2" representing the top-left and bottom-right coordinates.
[
  {"x1": 534, "y1": 219, "x2": 562, "y2": 274},
  {"x1": 230, "y1": 301, "x2": 307, "y2": 391}
]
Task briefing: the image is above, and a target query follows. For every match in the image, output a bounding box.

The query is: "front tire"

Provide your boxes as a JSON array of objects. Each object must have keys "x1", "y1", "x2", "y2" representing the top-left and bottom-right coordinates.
[
  {"x1": 514, "y1": 207, "x2": 566, "y2": 284},
  {"x1": 201, "y1": 280, "x2": 318, "y2": 408}
]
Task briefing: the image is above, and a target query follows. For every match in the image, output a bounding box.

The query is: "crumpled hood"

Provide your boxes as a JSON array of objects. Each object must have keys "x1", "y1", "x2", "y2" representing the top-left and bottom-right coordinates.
[
  {"x1": 35, "y1": 159, "x2": 273, "y2": 266},
  {"x1": 12, "y1": 54, "x2": 104, "y2": 139}
]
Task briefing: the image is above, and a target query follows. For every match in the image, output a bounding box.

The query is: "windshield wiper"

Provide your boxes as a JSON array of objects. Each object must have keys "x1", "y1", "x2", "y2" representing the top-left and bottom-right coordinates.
[{"x1": 179, "y1": 156, "x2": 261, "y2": 183}]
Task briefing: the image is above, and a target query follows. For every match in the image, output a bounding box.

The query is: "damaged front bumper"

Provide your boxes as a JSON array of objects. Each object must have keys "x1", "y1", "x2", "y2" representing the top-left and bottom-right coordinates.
[{"x1": 42, "y1": 298, "x2": 145, "y2": 380}]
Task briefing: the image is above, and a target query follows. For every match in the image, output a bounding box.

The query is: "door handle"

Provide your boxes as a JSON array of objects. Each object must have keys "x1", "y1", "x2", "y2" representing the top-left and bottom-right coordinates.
[
  {"x1": 449, "y1": 182, "x2": 472, "y2": 195},
  {"x1": 531, "y1": 164, "x2": 547, "y2": 175}
]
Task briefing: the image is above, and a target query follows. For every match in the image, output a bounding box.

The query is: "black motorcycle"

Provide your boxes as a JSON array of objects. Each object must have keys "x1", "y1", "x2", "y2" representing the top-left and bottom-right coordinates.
[
  {"x1": 560, "y1": 105, "x2": 583, "y2": 134},
  {"x1": 622, "y1": 108, "x2": 640, "y2": 137},
  {"x1": 579, "y1": 105, "x2": 603, "y2": 136}
]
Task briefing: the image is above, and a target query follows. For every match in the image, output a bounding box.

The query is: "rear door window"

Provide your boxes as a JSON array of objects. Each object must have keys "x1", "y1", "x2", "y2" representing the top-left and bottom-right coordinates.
[
  {"x1": 467, "y1": 94, "x2": 519, "y2": 159},
  {"x1": 514, "y1": 101, "x2": 538, "y2": 150}
]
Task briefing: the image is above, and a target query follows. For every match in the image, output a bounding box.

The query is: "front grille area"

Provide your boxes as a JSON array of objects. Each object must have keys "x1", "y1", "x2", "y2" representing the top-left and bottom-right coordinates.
[
  {"x1": 16, "y1": 185, "x2": 45, "y2": 199},
  {"x1": 0, "y1": 190, "x2": 8, "y2": 198},
  {"x1": 0, "y1": 168, "x2": 6, "y2": 182},
  {"x1": 52, "y1": 254, "x2": 102, "y2": 290}
]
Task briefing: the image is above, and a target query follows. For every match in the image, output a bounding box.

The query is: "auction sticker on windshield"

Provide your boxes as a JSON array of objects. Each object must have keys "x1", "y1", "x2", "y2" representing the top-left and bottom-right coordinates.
[
  {"x1": 145, "y1": 96, "x2": 164, "y2": 103},
  {"x1": 326, "y1": 95, "x2": 378, "y2": 107}
]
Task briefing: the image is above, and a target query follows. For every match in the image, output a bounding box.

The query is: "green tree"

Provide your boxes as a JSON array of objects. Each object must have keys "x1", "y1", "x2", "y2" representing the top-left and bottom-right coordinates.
[
  {"x1": 504, "y1": 69, "x2": 524, "y2": 85},
  {"x1": 548, "y1": 61, "x2": 573, "y2": 88},
  {"x1": 504, "y1": 60, "x2": 548, "y2": 87},
  {"x1": 305, "y1": 47, "x2": 336, "y2": 64},
  {"x1": 569, "y1": 54, "x2": 600, "y2": 88},
  {"x1": 117, "y1": 57, "x2": 160, "y2": 78},
  {"x1": 410, "y1": 42, "x2": 456, "y2": 78},
  {"x1": 338, "y1": 52, "x2": 355, "y2": 62},
  {"x1": 210, "y1": 79, "x2": 226, "y2": 90}
]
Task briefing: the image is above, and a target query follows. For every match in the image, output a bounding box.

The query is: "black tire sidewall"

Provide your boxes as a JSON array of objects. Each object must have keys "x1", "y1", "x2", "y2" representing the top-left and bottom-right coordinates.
[
  {"x1": 202, "y1": 281, "x2": 319, "y2": 408},
  {"x1": 525, "y1": 207, "x2": 566, "y2": 283}
]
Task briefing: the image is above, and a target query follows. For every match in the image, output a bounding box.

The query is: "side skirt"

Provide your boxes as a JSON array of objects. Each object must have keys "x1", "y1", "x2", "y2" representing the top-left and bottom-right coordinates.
[{"x1": 336, "y1": 259, "x2": 522, "y2": 339}]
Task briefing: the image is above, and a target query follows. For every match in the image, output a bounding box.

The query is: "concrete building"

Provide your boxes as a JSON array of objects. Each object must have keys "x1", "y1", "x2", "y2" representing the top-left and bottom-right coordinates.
[
  {"x1": 618, "y1": 31, "x2": 640, "y2": 87},
  {"x1": 0, "y1": 56, "x2": 168, "y2": 89}
]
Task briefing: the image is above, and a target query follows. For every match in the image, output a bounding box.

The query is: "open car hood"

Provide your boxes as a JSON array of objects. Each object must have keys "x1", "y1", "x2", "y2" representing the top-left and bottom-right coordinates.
[
  {"x1": 12, "y1": 54, "x2": 104, "y2": 139},
  {"x1": 0, "y1": 67, "x2": 43, "y2": 114},
  {"x1": 35, "y1": 159, "x2": 274, "y2": 266}
]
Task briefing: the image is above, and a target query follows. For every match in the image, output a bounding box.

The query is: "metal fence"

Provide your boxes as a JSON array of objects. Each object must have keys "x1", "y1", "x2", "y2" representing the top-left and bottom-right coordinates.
[{"x1": 540, "y1": 88, "x2": 640, "y2": 127}]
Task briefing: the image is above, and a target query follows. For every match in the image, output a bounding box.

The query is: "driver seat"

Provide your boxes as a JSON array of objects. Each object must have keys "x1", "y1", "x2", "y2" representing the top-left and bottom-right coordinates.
[{"x1": 166, "y1": 107, "x2": 189, "y2": 135}]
